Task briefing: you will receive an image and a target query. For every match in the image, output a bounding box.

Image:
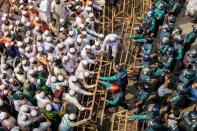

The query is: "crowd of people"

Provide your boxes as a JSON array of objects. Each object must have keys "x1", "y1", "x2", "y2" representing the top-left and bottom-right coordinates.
[{"x1": 0, "y1": 0, "x2": 196, "y2": 131}]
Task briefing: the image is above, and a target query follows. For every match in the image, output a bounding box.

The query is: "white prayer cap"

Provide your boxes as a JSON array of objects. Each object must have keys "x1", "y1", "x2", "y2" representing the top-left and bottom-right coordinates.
[
  {"x1": 37, "y1": 65, "x2": 44, "y2": 72},
  {"x1": 109, "y1": 36, "x2": 116, "y2": 42},
  {"x1": 20, "y1": 114, "x2": 27, "y2": 121},
  {"x1": 46, "y1": 104, "x2": 52, "y2": 111},
  {"x1": 22, "y1": 60, "x2": 27, "y2": 65},
  {"x1": 22, "y1": 10, "x2": 27, "y2": 15},
  {"x1": 26, "y1": 22, "x2": 31, "y2": 27},
  {"x1": 34, "y1": 26, "x2": 40, "y2": 31},
  {"x1": 71, "y1": 76, "x2": 78, "y2": 82},
  {"x1": 29, "y1": 57, "x2": 35, "y2": 63},
  {"x1": 14, "y1": 67, "x2": 21, "y2": 73},
  {"x1": 69, "y1": 48, "x2": 76, "y2": 53},
  {"x1": 31, "y1": 110, "x2": 38, "y2": 117},
  {"x1": 24, "y1": 38, "x2": 30, "y2": 43},
  {"x1": 63, "y1": 56, "x2": 69, "y2": 62},
  {"x1": 38, "y1": 47, "x2": 43, "y2": 52},
  {"x1": 99, "y1": 34, "x2": 104, "y2": 38},
  {"x1": 56, "y1": 86, "x2": 61, "y2": 90},
  {"x1": 44, "y1": 30, "x2": 50, "y2": 36},
  {"x1": 85, "y1": 45, "x2": 91, "y2": 49},
  {"x1": 88, "y1": 13, "x2": 94, "y2": 18},
  {"x1": 75, "y1": 0, "x2": 80, "y2": 2},
  {"x1": 17, "y1": 41, "x2": 23, "y2": 47},
  {"x1": 85, "y1": 18, "x2": 90, "y2": 23},
  {"x1": 45, "y1": 46, "x2": 50, "y2": 51},
  {"x1": 75, "y1": 5, "x2": 81, "y2": 10},
  {"x1": 95, "y1": 41, "x2": 100, "y2": 46},
  {"x1": 34, "y1": 17, "x2": 40, "y2": 22},
  {"x1": 60, "y1": 18, "x2": 65, "y2": 23},
  {"x1": 26, "y1": 31, "x2": 31, "y2": 36},
  {"x1": 77, "y1": 38, "x2": 82, "y2": 43},
  {"x1": 4, "y1": 31, "x2": 9, "y2": 37},
  {"x1": 58, "y1": 75, "x2": 64, "y2": 82},
  {"x1": 68, "y1": 114, "x2": 76, "y2": 121},
  {"x1": 84, "y1": 71, "x2": 90, "y2": 77},
  {"x1": 82, "y1": 31, "x2": 87, "y2": 35},
  {"x1": 69, "y1": 39, "x2": 74, "y2": 44},
  {"x1": 46, "y1": 37, "x2": 52, "y2": 42},
  {"x1": 39, "y1": 92, "x2": 45, "y2": 99},
  {"x1": 87, "y1": 0, "x2": 93, "y2": 5},
  {"x1": 1, "y1": 17, "x2": 6, "y2": 21},
  {"x1": 15, "y1": 20, "x2": 20, "y2": 26},
  {"x1": 0, "y1": 99, "x2": 3, "y2": 106},
  {"x1": 59, "y1": 27, "x2": 64, "y2": 32},
  {"x1": 3, "y1": 42, "x2": 10, "y2": 47},
  {"x1": 9, "y1": 25, "x2": 14, "y2": 30},
  {"x1": 57, "y1": 43, "x2": 64, "y2": 48},
  {"x1": 1, "y1": 64, "x2": 7, "y2": 70},
  {"x1": 10, "y1": 42, "x2": 14, "y2": 46},
  {"x1": 51, "y1": 76, "x2": 57, "y2": 83},
  {"x1": 3, "y1": 13, "x2": 8, "y2": 17},
  {"x1": 69, "y1": 90, "x2": 75, "y2": 96},
  {"x1": 80, "y1": 24, "x2": 85, "y2": 28},
  {"x1": 85, "y1": 6, "x2": 92, "y2": 11},
  {"x1": 37, "y1": 36, "x2": 42, "y2": 41},
  {"x1": 69, "y1": 31, "x2": 74, "y2": 36},
  {"x1": 82, "y1": 60, "x2": 88, "y2": 65},
  {"x1": 28, "y1": 69, "x2": 35, "y2": 75},
  {"x1": 25, "y1": 46, "x2": 31, "y2": 52}
]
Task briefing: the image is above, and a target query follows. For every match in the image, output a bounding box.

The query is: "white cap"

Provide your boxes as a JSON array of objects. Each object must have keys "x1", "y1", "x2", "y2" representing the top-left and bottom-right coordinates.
[
  {"x1": 69, "y1": 90, "x2": 75, "y2": 96},
  {"x1": 39, "y1": 92, "x2": 45, "y2": 99},
  {"x1": 10, "y1": 42, "x2": 14, "y2": 46},
  {"x1": 63, "y1": 56, "x2": 69, "y2": 62},
  {"x1": 46, "y1": 37, "x2": 52, "y2": 42},
  {"x1": 88, "y1": 13, "x2": 94, "y2": 18},
  {"x1": 26, "y1": 22, "x2": 31, "y2": 27},
  {"x1": 46, "y1": 104, "x2": 52, "y2": 111},
  {"x1": 68, "y1": 114, "x2": 76, "y2": 121},
  {"x1": 85, "y1": 45, "x2": 91, "y2": 49},
  {"x1": 57, "y1": 43, "x2": 64, "y2": 48},
  {"x1": 34, "y1": 17, "x2": 40, "y2": 22},
  {"x1": 20, "y1": 114, "x2": 27, "y2": 121},
  {"x1": 71, "y1": 76, "x2": 78, "y2": 82},
  {"x1": 28, "y1": 69, "x2": 35, "y2": 75},
  {"x1": 38, "y1": 47, "x2": 43, "y2": 52},
  {"x1": 80, "y1": 24, "x2": 85, "y2": 28},
  {"x1": 95, "y1": 41, "x2": 100, "y2": 46},
  {"x1": 84, "y1": 71, "x2": 90, "y2": 77},
  {"x1": 29, "y1": 57, "x2": 35, "y2": 63},
  {"x1": 99, "y1": 34, "x2": 104, "y2": 38},
  {"x1": 34, "y1": 26, "x2": 40, "y2": 31},
  {"x1": 0, "y1": 85, "x2": 5, "y2": 90},
  {"x1": 82, "y1": 31, "x2": 87, "y2": 36},
  {"x1": 85, "y1": 18, "x2": 90, "y2": 23},
  {"x1": 75, "y1": 5, "x2": 80, "y2": 10},
  {"x1": 22, "y1": 10, "x2": 27, "y2": 15},
  {"x1": 17, "y1": 41, "x2": 23, "y2": 47},
  {"x1": 109, "y1": 36, "x2": 116, "y2": 42},
  {"x1": 58, "y1": 75, "x2": 64, "y2": 82},
  {"x1": 25, "y1": 46, "x2": 31, "y2": 52},
  {"x1": 51, "y1": 76, "x2": 57, "y2": 83},
  {"x1": 22, "y1": 60, "x2": 27, "y2": 65},
  {"x1": 1, "y1": 17, "x2": 6, "y2": 21},
  {"x1": 14, "y1": 67, "x2": 21, "y2": 73},
  {"x1": 21, "y1": 106, "x2": 29, "y2": 112},
  {"x1": 60, "y1": 18, "x2": 65, "y2": 23},
  {"x1": 77, "y1": 38, "x2": 82, "y2": 43},
  {"x1": 86, "y1": 6, "x2": 92, "y2": 11},
  {"x1": 15, "y1": 20, "x2": 20, "y2": 25},
  {"x1": 48, "y1": 55, "x2": 54, "y2": 61},
  {"x1": 26, "y1": 31, "x2": 31, "y2": 36},
  {"x1": 44, "y1": 30, "x2": 50, "y2": 36},
  {"x1": 31, "y1": 110, "x2": 38, "y2": 117},
  {"x1": 37, "y1": 36, "x2": 42, "y2": 41},
  {"x1": 24, "y1": 38, "x2": 30, "y2": 44},
  {"x1": 60, "y1": 27, "x2": 64, "y2": 32},
  {"x1": 69, "y1": 31, "x2": 74, "y2": 36},
  {"x1": 87, "y1": 0, "x2": 93, "y2": 5},
  {"x1": 0, "y1": 112, "x2": 7, "y2": 120},
  {"x1": 9, "y1": 25, "x2": 14, "y2": 30},
  {"x1": 56, "y1": 86, "x2": 61, "y2": 90},
  {"x1": 82, "y1": 60, "x2": 88, "y2": 65},
  {"x1": 1, "y1": 64, "x2": 7, "y2": 70},
  {"x1": 37, "y1": 65, "x2": 44, "y2": 72},
  {"x1": 69, "y1": 48, "x2": 76, "y2": 53},
  {"x1": 5, "y1": 43, "x2": 10, "y2": 48}
]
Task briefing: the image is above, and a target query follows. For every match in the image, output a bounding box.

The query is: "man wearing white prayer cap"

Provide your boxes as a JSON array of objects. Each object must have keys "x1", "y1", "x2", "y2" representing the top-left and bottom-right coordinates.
[
  {"x1": 68, "y1": 75, "x2": 93, "y2": 96},
  {"x1": 102, "y1": 33, "x2": 120, "y2": 59},
  {"x1": 62, "y1": 56, "x2": 75, "y2": 74},
  {"x1": 80, "y1": 45, "x2": 96, "y2": 64}
]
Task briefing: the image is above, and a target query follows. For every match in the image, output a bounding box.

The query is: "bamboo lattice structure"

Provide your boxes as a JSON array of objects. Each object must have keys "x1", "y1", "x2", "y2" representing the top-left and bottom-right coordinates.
[{"x1": 76, "y1": 0, "x2": 151, "y2": 130}]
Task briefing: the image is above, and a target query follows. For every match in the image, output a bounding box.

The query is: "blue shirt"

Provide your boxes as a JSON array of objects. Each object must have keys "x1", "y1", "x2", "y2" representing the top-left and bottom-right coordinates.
[
  {"x1": 157, "y1": 85, "x2": 173, "y2": 97},
  {"x1": 188, "y1": 85, "x2": 197, "y2": 101}
]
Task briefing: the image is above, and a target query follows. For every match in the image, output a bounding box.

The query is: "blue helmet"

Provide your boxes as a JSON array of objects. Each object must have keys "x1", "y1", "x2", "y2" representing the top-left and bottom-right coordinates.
[
  {"x1": 147, "y1": 9, "x2": 155, "y2": 16},
  {"x1": 143, "y1": 54, "x2": 150, "y2": 62}
]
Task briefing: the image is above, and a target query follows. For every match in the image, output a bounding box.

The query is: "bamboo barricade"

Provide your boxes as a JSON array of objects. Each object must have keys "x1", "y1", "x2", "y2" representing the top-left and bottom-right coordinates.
[{"x1": 76, "y1": 0, "x2": 151, "y2": 130}]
